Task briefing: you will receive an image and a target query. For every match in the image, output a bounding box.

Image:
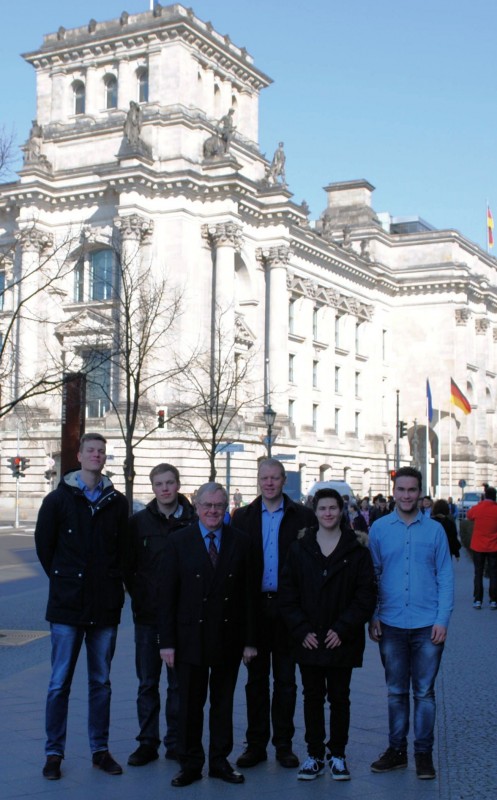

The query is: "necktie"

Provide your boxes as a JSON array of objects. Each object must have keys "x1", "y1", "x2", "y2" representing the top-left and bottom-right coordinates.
[{"x1": 207, "y1": 532, "x2": 218, "y2": 567}]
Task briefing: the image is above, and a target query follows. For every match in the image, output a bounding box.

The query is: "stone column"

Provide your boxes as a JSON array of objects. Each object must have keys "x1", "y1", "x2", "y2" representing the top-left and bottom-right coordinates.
[
  {"x1": 256, "y1": 245, "x2": 292, "y2": 413},
  {"x1": 202, "y1": 222, "x2": 242, "y2": 343},
  {"x1": 14, "y1": 227, "x2": 54, "y2": 395},
  {"x1": 475, "y1": 318, "x2": 491, "y2": 466}
]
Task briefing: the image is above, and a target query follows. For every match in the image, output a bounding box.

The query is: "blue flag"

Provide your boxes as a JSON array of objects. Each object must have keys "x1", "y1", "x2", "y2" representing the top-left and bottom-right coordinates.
[{"x1": 426, "y1": 379, "x2": 433, "y2": 423}]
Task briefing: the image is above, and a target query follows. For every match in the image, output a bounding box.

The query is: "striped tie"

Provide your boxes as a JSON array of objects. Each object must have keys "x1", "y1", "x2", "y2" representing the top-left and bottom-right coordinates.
[{"x1": 207, "y1": 532, "x2": 218, "y2": 567}]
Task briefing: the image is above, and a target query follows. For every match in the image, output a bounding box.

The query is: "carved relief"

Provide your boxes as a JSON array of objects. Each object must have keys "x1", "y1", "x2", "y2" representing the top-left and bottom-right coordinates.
[
  {"x1": 114, "y1": 214, "x2": 154, "y2": 242},
  {"x1": 15, "y1": 228, "x2": 54, "y2": 253},
  {"x1": 455, "y1": 308, "x2": 471, "y2": 325},
  {"x1": 202, "y1": 222, "x2": 243, "y2": 250}
]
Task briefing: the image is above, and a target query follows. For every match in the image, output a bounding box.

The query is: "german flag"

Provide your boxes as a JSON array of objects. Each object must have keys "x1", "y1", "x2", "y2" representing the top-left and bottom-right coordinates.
[
  {"x1": 488, "y1": 206, "x2": 494, "y2": 249},
  {"x1": 450, "y1": 378, "x2": 471, "y2": 415}
]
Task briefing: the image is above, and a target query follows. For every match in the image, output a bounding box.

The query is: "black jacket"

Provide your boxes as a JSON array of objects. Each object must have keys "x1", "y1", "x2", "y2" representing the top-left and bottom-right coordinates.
[
  {"x1": 158, "y1": 522, "x2": 257, "y2": 666},
  {"x1": 124, "y1": 494, "x2": 196, "y2": 625},
  {"x1": 279, "y1": 527, "x2": 377, "y2": 668},
  {"x1": 35, "y1": 471, "x2": 129, "y2": 627},
  {"x1": 231, "y1": 493, "x2": 316, "y2": 590}
]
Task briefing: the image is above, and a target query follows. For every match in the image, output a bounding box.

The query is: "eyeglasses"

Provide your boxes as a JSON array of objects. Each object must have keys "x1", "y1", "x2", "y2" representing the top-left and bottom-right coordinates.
[{"x1": 198, "y1": 502, "x2": 226, "y2": 511}]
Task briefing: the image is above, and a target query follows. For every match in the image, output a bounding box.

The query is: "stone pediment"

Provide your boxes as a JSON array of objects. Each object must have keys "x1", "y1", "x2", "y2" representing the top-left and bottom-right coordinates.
[
  {"x1": 55, "y1": 307, "x2": 114, "y2": 343},
  {"x1": 235, "y1": 314, "x2": 255, "y2": 348}
]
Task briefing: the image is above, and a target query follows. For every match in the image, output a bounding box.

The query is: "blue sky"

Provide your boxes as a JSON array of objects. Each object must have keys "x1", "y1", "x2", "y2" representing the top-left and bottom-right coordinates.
[{"x1": 1, "y1": 0, "x2": 496, "y2": 250}]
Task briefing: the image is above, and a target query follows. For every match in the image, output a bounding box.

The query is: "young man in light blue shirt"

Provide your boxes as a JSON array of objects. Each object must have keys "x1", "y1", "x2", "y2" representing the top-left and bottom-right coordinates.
[{"x1": 368, "y1": 466, "x2": 454, "y2": 780}]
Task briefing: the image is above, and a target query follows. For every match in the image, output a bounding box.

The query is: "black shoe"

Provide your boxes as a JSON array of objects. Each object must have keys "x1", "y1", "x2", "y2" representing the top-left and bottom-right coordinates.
[
  {"x1": 92, "y1": 750, "x2": 123, "y2": 775},
  {"x1": 276, "y1": 747, "x2": 299, "y2": 768},
  {"x1": 209, "y1": 763, "x2": 245, "y2": 784},
  {"x1": 415, "y1": 752, "x2": 436, "y2": 779},
  {"x1": 171, "y1": 768, "x2": 203, "y2": 787},
  {"x1": 42, "y1": 755, "x2": 62, "y2": 780},
  {"x1": 236, "y1": 746, "x2": 267, "y2": 768},
  {"x1": 128, "y1": 744, "x2": 159, "y2": 766},
  {"x1": 371, "y1": 747, "x2": 407, "y2": 773}
]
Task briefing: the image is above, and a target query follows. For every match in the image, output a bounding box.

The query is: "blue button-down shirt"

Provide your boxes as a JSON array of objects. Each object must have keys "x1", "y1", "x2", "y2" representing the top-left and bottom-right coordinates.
[
  {"x1": 76, "y1": 472, "x2": 104, "y2": 503},
  {"x1": 261, "y1": 499, "x2": 284, "y2": 591},
  {"x1": 199, "y1": 521, "x2": 222, "y2": 553},
  {"x1": 368, "y1": 509, "x2": 454, "y2": 629}
]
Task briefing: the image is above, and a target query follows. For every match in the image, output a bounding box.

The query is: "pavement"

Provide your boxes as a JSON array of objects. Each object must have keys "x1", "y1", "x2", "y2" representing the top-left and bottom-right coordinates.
[{"x1": 0, "y1": 527, "x2": 496, "y2": 800}]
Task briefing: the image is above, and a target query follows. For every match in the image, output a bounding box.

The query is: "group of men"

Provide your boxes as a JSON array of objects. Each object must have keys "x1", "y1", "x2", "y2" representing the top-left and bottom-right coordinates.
[{"x1": 35, "y1": 433, "x2": 454, "y2": 785}]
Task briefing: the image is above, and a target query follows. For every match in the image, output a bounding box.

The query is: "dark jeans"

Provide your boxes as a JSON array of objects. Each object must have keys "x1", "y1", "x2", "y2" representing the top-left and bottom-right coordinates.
[
  {"x1": 45, "y1": 623, "x2": 117, "y2": 756},
  {"x1": 472, "y1": 551, "x2": 497, "y2": 602},
  {"x1": 378, "y1": 624, "x2": 444, "y2": 754},
  {"x1": 299, "y1": 664, "x2": 353, "y2": 759},
  {"x1": 244, "y1": 594, "x2": 296, "y2": 750},
  {"x1": 134, "y1": 623, "x2": 178, "y2": 750}
]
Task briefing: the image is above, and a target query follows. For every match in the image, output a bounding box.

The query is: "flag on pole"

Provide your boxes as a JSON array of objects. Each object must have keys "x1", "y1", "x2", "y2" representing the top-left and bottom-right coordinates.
[
  {"x1": 450, "y1": 378, "x2": 471, "y2": 415},
  {"x1": 426, "y1": 378, "x2": 433, "y2": 423},
  {"x1": 487, "y1": 205, "x2": 494, "y2": 249}
]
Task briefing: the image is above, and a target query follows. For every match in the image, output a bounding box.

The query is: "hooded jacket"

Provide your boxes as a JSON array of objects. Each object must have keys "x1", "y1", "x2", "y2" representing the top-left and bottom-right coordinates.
[
  {"x1": 124, "y1": 493, "x2": 196, "y2": 626},
  {"x1": 279, "y1": 527, "x2": 377, "y2": 668},
  {"x1": 35, "y1": 471, "x2": 129, "y2": 627}
]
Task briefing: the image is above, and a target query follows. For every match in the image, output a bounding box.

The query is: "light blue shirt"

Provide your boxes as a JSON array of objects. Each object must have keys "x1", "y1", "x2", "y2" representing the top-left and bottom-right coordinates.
[
  {"x1": 261, "y1": 499, "x2": 284, "y2": 591},
  {"x1": 76, "y1": 472, "x2": 104, "y2": 503},
  {"x1": 199, "y1": 521, "x2": 222, "y2": 554},
  {"x1": 368, "y1": 509, "x2": 454, "y2": 629}
]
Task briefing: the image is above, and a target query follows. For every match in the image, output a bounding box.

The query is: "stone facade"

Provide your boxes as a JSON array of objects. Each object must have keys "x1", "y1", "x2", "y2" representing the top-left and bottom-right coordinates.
[{"x1": 1, "y1": 3, "x2": 496, "y2": 512}]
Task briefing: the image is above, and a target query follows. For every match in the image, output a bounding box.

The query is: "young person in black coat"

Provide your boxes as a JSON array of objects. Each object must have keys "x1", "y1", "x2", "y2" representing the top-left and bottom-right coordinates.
[{"x1": 279, "y1": 489, "x2": 376, "y2": 782}]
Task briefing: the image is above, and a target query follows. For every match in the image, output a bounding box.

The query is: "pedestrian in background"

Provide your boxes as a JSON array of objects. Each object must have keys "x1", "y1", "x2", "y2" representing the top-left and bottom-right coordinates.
[{"x1": 466, "y1": 485, "x2": 497, "y2": 609}]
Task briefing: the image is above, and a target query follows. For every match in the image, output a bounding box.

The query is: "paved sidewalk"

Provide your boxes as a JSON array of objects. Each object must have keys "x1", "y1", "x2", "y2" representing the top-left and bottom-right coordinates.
[{"x1": 1, "y1": 541, "x2": 495, "y2": 799}]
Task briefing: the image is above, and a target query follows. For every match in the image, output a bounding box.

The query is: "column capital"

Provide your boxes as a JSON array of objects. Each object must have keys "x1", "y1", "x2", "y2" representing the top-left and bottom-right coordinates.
[
  {"x1": 455, "y1": 308, "x2": 471, "y2": 326},
  {"x1": 256, "y1": 245, "x2": 292, "y2": 267},
  {"x1": 202, "y1": 222, "x2": 243, "y2": 250},
  {"x1": 114, "y1": 214, "x2": 154, "y2": 242},
  {"x1": 475, "y1": 317, "x2": 490, "y2": 335},
  {"x1": 15, "y1": 227, "x2": 53, "y2": 253}
]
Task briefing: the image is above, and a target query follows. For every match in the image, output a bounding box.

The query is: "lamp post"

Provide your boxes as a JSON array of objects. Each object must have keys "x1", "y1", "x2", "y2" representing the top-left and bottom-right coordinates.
[{"x1": 264, "y1": 405, "x2": 277, "y2": 457}]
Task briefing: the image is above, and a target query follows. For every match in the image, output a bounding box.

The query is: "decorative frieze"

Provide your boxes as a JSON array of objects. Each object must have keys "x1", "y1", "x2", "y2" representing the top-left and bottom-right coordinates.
[
  {"x1": 455, "y1": 308, "x2": 471, "y2": 326},
  {"x1": 113, "y1": 214, "x2": 154, "y2": 242},
  {"x1": 15, "y1": 227, "x2": 53, "y2": 253},
  {"x1": 286, "y1": 270, "x2": 374, "y2": 320}
]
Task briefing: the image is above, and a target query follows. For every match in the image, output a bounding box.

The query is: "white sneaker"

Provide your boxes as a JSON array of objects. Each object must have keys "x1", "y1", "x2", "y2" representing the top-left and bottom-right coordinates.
[
  {"x1": 297, "y1": 756, "x2": 325, "y2": 781},
  {"x1": 329, "y1": 755, "x2": 351, "y2": 781}
]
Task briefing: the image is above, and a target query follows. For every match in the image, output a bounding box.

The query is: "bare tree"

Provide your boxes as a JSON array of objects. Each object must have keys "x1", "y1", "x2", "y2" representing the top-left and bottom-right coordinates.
[
  {"x1": 170, "y1": 309, "x2": 261, "y2": 481},
  {"x1": 0, "y1": 126, "x2": 16, "y2": 182},
  {"x1": 78, "y1": 226, "x2": 194, "y2": 505},
  {"x1": 0, "y1": 226, "x2": 81, "y2": 419}
]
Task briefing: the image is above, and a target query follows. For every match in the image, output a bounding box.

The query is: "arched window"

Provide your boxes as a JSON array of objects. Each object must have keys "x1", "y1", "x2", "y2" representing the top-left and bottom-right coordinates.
[
  {"x1": 137, "y1": 69, "x2": 149, "y2": 103},
  {"x1": 104, "y1": 75, "x2": 118, "y2": 109},
  {"x1": 73, "y1": 80, "x2": 86, "y2": 115}
]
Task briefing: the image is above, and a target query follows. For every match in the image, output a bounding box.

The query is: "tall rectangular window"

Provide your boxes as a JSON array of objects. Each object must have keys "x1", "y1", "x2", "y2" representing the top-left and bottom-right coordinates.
[
  {"x1": 289, "y1": 299, "x2": 295, "y2": 334},
  {"x1": 91, "y1": 250, "x2": 114, "y2": 301},
  {"x1": 288, "y1": 354, "x2": 295, "y2": 382},
  {"x1": 335, "y1": 316, "x2": 340, "y2": 346},
  {"x1": 82, "y1": 349, "x2": 111, "y2": 418},
  {"x1": 313, "y1": 307, "x2": 318, "y2": 340},
  {"x1": 335, "y1": 407, "x2": 340, "y2": 434},
  {"x1": 335, "y1": 366, "x2": 340, "y2": 392},
  {"x1": 312, "y1": 404, "x2": 318, "y2": 432},
  {"x1": 288, "y1": 399, "x2": 295, "y2": 422},
  {"x1": 355, "y1": 371, "x2": 360, "y2": 398},
  {"x1": 382, "y1": 329, "x2": 387, "y2": 361},
  {"x1": 355, "y1": 411, "x2": 360, "y2": 436},
  {"x1": 74, "y1": 260, "x2": 84, "y2": 302},
  {"x1": 355, "y1": 321, "x2": 360, "y2": 353},
  {"x1": 312, "y1": 360, "x2": 318, "y2": 388}
]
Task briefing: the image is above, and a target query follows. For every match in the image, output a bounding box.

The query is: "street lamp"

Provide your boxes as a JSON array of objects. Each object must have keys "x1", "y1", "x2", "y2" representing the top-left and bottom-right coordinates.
[{"x1": 264, "y1": 405, "x2": 277, "y2": 457}]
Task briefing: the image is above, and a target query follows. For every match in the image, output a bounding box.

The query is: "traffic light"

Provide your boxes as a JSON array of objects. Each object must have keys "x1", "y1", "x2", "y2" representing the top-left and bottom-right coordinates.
[
  {"x1": 390, "y1": 470, "x2": 396, "y2": 481},
  {"x1": 20, "y1": 457, "x2": 30, "y2": 474},
  {"x1": 7, "y1": 456, "x2": 23, "y2": 478},
  {"x1": 44, "y1": 469, "x2": 56, "y2": 482},
  {"x1": 399, "y1": 420, "x2": 408, "y2": 438},
  {"x1": 157, "y1": 409, "x2": 165, "y2": 428}
]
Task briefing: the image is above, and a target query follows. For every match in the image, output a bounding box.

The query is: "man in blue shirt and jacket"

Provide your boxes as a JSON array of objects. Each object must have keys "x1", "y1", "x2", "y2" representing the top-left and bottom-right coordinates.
[{"x1": 368, "y1": 467, "x2": 453, "y2": 781}]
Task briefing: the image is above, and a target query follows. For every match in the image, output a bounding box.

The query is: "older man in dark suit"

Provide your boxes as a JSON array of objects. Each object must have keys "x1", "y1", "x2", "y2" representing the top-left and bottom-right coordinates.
[{"x1": 159, "y1": 482, "x2": 257, "y2": 787}]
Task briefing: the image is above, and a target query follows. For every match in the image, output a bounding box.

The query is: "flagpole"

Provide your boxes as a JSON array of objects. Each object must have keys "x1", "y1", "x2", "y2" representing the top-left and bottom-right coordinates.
[
  {"x1": 426, "y1": 390, "x2": 430, "y2": 495},
  {"x1": 437, "y1": 405, "x2": 441, "y2": 495},
  {"x1": 449, "y1": 403, "x2": 453, "y2": 497}
]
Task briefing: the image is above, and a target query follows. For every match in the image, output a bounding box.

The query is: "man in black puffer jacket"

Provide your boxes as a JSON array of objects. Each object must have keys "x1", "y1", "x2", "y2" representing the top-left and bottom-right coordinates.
[
  {"x1": 35, "y1": 433, "x2": 128, "y2": 781},
  {"x1": 124, "y1": 463, "x2": 196, "y2": 767}
]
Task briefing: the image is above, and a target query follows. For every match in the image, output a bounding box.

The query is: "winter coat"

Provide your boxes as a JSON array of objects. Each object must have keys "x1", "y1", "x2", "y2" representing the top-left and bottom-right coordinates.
[
  {"x1": 432, "y1": 513, "x2": 461, "y2": 559},
  {"x1": 158, "y1": 522, "x2": 257, "y2": 666},
  {"x1": 279, "y1": 527, "x2": 377, "y2": 668},
  {"x1": 35, "y1": 471, "x2": 129, "y2": 627},
  {"x1": 231, "y1": 493, "x2": 316, "y2": 589},
  {"x1": 124, "y1": 494, "x2": 196, "y2": 625}
]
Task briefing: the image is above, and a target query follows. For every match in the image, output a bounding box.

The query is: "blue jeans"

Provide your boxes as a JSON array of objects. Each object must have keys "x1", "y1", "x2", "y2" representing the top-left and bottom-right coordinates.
[
  {"x1": 45, "y1": 623, "x2": 117, "y2": 756},
  {"x1": 134, "y1": 624, "x2": 178, "y2": 750},
  {"x1": 378, "y1": 624, "x2": 444, "y2": 754}
]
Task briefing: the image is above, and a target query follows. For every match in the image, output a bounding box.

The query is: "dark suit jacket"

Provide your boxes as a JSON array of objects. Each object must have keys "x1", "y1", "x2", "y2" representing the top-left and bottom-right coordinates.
[{"x1": 158, "y1": 522, "x2": 256, "y2": 666}]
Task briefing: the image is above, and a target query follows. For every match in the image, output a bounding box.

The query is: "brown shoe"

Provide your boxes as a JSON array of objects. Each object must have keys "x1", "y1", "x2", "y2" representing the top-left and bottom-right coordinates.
[
  {"x1": 92, "y1": 750, "x2": 123, "y2": 775},
  {"x1": 43, "y1": 755, "x2": 62, "y2": 780}
]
